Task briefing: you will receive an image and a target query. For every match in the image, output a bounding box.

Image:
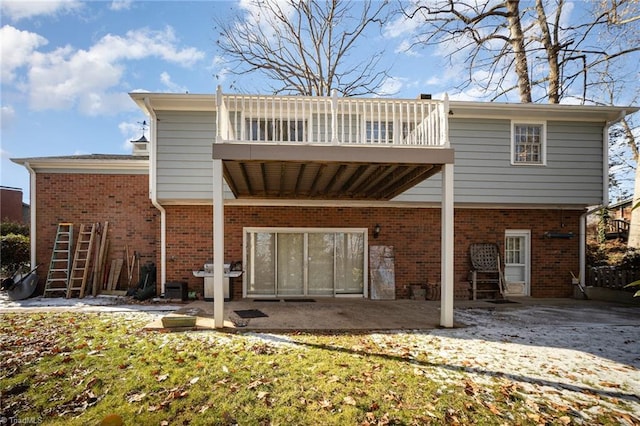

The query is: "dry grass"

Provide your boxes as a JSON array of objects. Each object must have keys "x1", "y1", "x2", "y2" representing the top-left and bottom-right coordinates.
[{"x1": 0, "y1": 311, "x2": 636, "y2": 425}]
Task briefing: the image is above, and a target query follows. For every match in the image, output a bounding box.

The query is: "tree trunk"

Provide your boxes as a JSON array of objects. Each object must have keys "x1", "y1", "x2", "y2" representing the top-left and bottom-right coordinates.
[
  {"x1": 535, "y1": 0, "x2": 561, "y2": 104},
  {"x1": 506, "y1": 0, "x2": 532, "y2": 103}
]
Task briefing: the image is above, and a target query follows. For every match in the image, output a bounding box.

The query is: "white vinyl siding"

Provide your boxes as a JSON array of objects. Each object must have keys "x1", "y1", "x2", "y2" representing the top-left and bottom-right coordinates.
[
  {"x1": 394, "y1": 119, "x2": 604, "y2": 205},
  {"x1": 156, "y1": 111, "x2": 234, "y2": 202}
]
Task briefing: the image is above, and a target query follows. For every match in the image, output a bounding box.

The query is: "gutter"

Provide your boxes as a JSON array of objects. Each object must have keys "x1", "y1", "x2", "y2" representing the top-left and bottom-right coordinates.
[
  {"x1": 144, "y1": 97, "x2": 167, "y2": 295},
  {"x1": 24, "y1": 162, "x2": 37, "y2": 268}
]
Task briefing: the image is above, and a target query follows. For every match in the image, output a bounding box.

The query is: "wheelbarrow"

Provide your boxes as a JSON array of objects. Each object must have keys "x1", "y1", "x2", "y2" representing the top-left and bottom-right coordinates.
[{"x1": 1, "y1": 265, "x2": 40, "y2": 301}]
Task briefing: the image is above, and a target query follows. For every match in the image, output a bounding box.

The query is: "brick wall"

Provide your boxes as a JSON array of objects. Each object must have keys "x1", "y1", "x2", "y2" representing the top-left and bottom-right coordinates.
[
  {"x1": 34, "y1": 173, "x2": 158, "y2": 293},
  {"x1": 163, "y1": 205, "x2": 581, "y2": 300},
  {"x1": 0, "y1": 187, "x2": 25, "y2": 223}
]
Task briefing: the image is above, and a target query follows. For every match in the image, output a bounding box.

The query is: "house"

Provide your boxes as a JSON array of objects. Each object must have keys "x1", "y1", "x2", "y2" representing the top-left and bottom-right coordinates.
[
  {"x1": 0, "y1": 186, "x2": 29, "y2": 224},
  {"x1": 605, "y1": 197, "x2": 633, "y2": 240},
  {"x1": 12, "y1": 88, "x2": 637, "y2": 328}
]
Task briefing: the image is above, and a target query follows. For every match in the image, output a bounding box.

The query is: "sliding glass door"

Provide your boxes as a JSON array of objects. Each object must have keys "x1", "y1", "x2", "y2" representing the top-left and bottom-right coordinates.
[{"x1": 245, "y1": 228, "x2": 366, "y2": 297}]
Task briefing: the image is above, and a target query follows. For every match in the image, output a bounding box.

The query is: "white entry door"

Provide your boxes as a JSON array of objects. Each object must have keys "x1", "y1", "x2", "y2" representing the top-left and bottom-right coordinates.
[{"x1": 504, "y1": 230, "x2": 530, "y2": 296}]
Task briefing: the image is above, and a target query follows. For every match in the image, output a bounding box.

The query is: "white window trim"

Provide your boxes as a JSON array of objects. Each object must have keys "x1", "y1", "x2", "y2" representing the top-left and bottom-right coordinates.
[{"x1": 510, "y1": 120, "x2": 547, "y2": 166}]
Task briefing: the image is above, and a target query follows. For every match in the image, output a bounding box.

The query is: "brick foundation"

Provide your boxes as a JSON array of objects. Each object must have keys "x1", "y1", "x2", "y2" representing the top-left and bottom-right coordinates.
[{"x1": 164, "y1": 205, "x2": 580, "y2": 300}]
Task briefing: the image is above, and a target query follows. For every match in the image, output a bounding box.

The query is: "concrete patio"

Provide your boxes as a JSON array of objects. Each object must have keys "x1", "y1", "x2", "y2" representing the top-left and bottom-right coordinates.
[
  {"x1": 148, "y1": 296, "x2": 640, "y2": 331},
  {"x1": 2, "y1": 293, "x2": 639, "y2": 332}
]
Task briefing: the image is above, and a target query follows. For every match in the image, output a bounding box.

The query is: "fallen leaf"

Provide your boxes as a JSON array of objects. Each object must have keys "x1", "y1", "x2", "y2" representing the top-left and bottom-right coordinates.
[
  {"x1": 127, "y1": 392, "x2": 146, "y2": 403},
  {"x1": 319, "y1": 399, "x2": 333, "y2": 410},
  {"x1": 156, "y1": 374, "x2": 169, "y2": 382},
  {"x1": 486, "y1": 403, "x2": 501, "y2": 416},
  {"x1": 600, "y1": 381, "x2": 621, "y2": 388},
  {"x1": 189, "y1": 376, "x2": 200, "y2": 385},
  {"x1": 343, "y1": 396, "x2": 357, "y2": 406}
]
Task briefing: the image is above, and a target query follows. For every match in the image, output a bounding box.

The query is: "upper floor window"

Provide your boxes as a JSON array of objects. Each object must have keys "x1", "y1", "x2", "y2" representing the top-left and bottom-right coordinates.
[
  {"x1": 246, "y1": 118, "x2": 306, "y2": 142},
  {"x1": 366, "y1": 121, "x2": 393, "y2": 143},
  {"x1": 511, "y1": 122, "x2": 546, "y2": 165},
  {"x1": 366, "y1": 121, "x2": 417, "y2": 144}
]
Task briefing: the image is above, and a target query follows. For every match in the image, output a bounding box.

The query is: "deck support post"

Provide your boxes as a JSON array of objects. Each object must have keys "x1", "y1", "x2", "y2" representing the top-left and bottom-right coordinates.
[
  {"x1": 440, "y1": 163, "x2": 454, "y2": 327},
  {"x1": 213, "y1": 158, "x2": 225, "y2": 328}
]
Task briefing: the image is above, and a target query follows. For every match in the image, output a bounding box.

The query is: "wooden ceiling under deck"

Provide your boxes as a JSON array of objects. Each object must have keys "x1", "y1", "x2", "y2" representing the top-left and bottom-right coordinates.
[{"x1": 212, "y1": 143, "x2": 455, "y2": 201}]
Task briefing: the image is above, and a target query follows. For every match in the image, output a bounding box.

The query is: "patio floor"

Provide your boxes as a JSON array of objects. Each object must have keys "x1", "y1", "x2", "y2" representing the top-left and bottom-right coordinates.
[{"x1": 145, "y1": 296, "x2": 640, "y2": 331}]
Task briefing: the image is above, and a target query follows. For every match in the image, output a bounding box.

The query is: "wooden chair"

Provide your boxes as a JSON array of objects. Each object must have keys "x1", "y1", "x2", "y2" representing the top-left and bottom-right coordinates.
[{"x1": 468, "y1": 243, "x2": 507, "y2": 300}]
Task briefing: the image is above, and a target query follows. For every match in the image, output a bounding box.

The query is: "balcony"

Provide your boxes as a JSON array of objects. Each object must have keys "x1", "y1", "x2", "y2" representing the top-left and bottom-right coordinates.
[
  {"x1": 216, "y1": 89, "x2": 449, "y2": 147},
  {"x1": 212, "y1": 89, "x2": 454, "y2": 201}
]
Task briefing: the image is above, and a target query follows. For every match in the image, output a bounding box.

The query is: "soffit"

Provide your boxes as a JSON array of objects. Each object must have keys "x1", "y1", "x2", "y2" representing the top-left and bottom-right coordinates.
[
  {"x1": 449, "y1": 101, "x2": 639, "y2": 122},
  {"x1": 213, "y1": 143, "x2": 454, "y2": 201}
]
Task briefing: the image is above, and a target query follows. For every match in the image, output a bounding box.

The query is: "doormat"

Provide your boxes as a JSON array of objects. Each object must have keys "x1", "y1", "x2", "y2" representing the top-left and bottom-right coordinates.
[
  {"x1": 234, "y1": 309, "x2": 268, "y2": 319},
  {"x1": 486, "y1": 299, "x2": 519, "y2": 304},
  {"x1": 254, "y1": 299, "x2": 281, "y2": 302},
  {"x1": 284, "y1": 299, "x2": 315, "y2": 303}
]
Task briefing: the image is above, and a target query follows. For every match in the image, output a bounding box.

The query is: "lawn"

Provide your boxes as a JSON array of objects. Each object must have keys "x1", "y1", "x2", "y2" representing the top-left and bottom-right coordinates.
[{"x1": 0, "y1": 311, "x2": 636, "y2": 425}]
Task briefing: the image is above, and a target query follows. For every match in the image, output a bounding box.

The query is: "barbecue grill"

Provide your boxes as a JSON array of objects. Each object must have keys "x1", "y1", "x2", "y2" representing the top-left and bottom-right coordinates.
[{"x1": 192, "y1": 262, "x2": 242, "y2": 300}]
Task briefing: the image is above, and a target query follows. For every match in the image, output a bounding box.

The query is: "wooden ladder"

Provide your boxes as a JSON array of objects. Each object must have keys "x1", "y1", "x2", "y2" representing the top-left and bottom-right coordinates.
[
  {"x1": 44, "y1": 223, "x2": 74, "y2": 297},
  {"x1": 67, "y1": 223, "x2": 97, "y2": 298}
]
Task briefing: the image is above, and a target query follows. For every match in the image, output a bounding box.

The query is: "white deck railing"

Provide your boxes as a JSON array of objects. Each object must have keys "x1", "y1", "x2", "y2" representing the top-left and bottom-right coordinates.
[{"x1": 215, "y1": 87, "x2": 449, "y2": 147}]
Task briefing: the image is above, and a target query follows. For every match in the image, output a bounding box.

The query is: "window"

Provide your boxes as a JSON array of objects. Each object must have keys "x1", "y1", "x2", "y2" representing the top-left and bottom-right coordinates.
[
  {"x1": 511, "y1": 122, "x2": 546, "y2": 165},
  {"x1": 366, "y1": 121, "x2": 418, "y2": 144},
  {"x1": 366, "y1": 121, "x2": 393, "y2": 143},
  {"x1": 245, "y1": 118, "x2": 305, "y2": 142},
  {"x1": 245, "y1": 228, "x2": 366, "y2": 297}
]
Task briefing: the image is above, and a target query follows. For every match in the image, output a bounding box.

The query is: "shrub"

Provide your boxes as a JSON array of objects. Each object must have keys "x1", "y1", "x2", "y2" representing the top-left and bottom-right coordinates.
[
  {"x1": 0, "y1": 233, "x2": 30, "y2": 274},
  {"x1": 620, "y1": 248, "x2": 640, "y2": 269},
  {"x1": 1, "y1": 221, "x2": 29, "y2": 237}
]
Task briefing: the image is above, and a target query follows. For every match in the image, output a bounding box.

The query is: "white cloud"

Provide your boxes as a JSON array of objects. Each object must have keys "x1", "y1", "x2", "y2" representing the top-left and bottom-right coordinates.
[
  {"x1": 210, "y1": 55, "x2": 231, "y2": 84},
  {"x1": 0, "y1": 0, "x2": 83, "y2": 21},
  {"x1": 1, "y1": 105, "x2": 16, "y2": 130},
  {"x1": 118, "y1": 120, "x2": 145, "y2": 152},
  {"x1": 383, "y1": 10, "x2": 423, "y2": 39},
  {"x1": 0, "y1": 25, "x2": 48, "y2": 82},
  {"x1": 378, "y1": 77, "x2": 405, "y2": 97},
  {"x1": 394, "y1": 39, "x2": 421, "y2": 57},
  {"x1": 110, "y1": 0, "x2": 133, "y2": 11},
  {"x1": 236, "y1": 0, "x2": 298, "y2": 41},
  {"x1": 6, "y1": 26, "x2": 205, "y2": 115},
  {"x1": 160, "y1": 72, "x2": 188, "y2": 93}
]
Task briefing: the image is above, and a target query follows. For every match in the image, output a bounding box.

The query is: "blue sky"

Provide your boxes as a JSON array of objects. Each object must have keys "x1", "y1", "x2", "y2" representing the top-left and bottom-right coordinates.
[
  {"x1": 1, "y1": 0, "x2": 433, "y2": 201},
  {"x1": 1, "y1": 1, "x2": 638, "y2": 203}
]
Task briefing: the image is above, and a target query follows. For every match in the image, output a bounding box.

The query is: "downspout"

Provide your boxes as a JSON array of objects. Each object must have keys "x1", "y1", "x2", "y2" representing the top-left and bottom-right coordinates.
[
  {"x1": 580, "y1": 205, "x2": 601, "y2": 290},
  {"x1": 24, "y1": 162, "x2": 37, "y2": 268},
  {"x1": 144, "y1": 97, "x2": 167, "y2": 295}
]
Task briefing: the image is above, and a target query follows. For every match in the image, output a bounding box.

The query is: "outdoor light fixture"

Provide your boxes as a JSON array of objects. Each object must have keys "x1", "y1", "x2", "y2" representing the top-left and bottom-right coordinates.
[{"x1": 373, "y1": 224, "x2": 381, "y2": 239}]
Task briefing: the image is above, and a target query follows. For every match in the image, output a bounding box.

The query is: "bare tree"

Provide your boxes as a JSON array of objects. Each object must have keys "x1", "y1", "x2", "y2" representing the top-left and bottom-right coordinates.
[
  {"x1": 401, "y1": 0, "x2": 640, "y2": 104},
  {"x1": 215, "y1": 0, "x2": 391, "y2": 96}
]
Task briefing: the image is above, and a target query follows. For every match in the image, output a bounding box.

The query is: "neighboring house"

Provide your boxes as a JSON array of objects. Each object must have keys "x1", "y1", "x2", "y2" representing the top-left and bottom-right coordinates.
[
  {"x1": 586, "y1": 197, "x2": 633, "y2": 241},
  {"x1": 605, "y1": 197, "x2": 632, "y2": 240},
  {"x1": 0, "y1": 186, "x2": 29, "y2": 224},
  {"x1": 12, "y1": 89, "x2": 637, "y2": 327}
]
